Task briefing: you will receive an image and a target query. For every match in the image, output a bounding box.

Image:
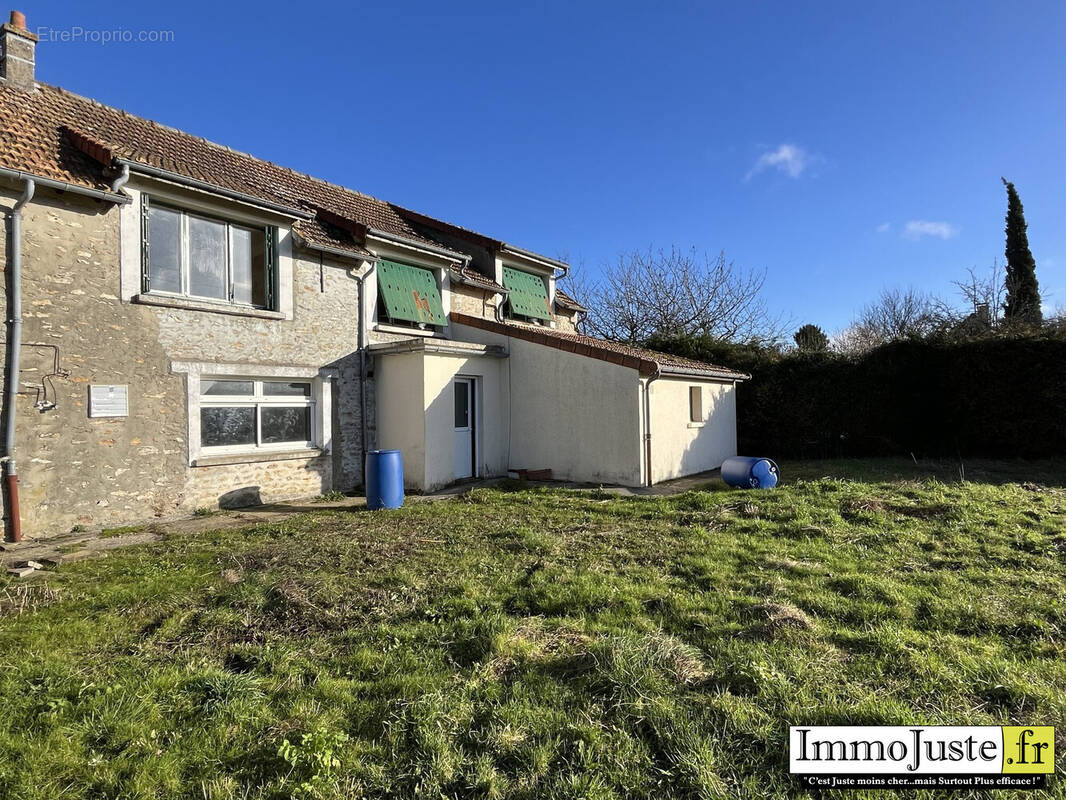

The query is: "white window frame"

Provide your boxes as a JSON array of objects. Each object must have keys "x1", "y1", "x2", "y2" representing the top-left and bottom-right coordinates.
[
  {"x1": 198, "y1": 378, "x2": 316, "y2": 455},
  {"x1": 170, "y1": 362, "x2": 334, "y2": 467},
  {"x1": 147, "y1": 202, "x2": 269, "y2": 308}
]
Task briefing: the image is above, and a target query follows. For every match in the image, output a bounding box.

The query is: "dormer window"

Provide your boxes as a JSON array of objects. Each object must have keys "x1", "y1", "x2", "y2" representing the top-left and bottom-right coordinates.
[
  {"x1": 376, "y1": 259, "x2": 446, "y2": 331},
  {"x1": 502, "y1": 266, "x2": 552, "y2": 322},
  {"x1": 140, "y1": 196, "x2": 279, "y2": 310}
]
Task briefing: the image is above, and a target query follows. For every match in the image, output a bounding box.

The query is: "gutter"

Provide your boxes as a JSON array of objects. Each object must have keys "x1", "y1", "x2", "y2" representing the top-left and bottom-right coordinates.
[
  {"x1": 0, "y1": 167, "x2": 129, "y2": 204},
  {"x1": 642, "y1": 367, "x2": 661, "y2": 488},
  {"x1": 658, "y1": 365, "x2": 750, "y2": 382},
  {"x1": 114, "y1": 159, "x2": 313, "y2": 219},
  {"x1": 500, "y1": 243, "x2": 569, "y2": 272},
  {"x1": 3, "y1": 178, "x2": 34, "y2": 542},
  {"x1": 109, "y1": 162, "x2": 130, "y2": 193},
  {"x1": 366, "y1": 228, "x2": 470, "y2": 264}
]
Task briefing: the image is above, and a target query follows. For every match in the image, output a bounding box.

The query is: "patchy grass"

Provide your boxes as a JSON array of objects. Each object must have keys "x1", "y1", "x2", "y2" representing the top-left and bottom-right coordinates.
[
  {"x1": 99, "y1": 523, "x2": 149, "y2": 539},
  {"x1": 0, "y1": 459, "x2": 1064, "y2": 799}
]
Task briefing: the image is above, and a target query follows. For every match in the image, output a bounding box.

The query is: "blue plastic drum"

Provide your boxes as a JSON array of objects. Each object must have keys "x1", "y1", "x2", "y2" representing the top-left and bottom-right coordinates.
[
  {"x1": 721, "y1": 456, "x2": 780, "y2": 489},
  {"x1": 365, "y1": 449, "x2": 404, "y2": 509}
]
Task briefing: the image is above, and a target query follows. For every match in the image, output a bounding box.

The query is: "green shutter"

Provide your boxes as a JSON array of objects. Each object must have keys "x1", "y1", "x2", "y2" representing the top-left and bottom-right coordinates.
[
  {"x1": 265, "y1": 226, "x2": 279, "y2": 311},
  {"x1": 140, "y1": 193, "x2": 151, "y2": 293},
  {"x1": 502, "y1": 266, "x2": 552, "y2": 321},
  {"x1": 377, "y1": 260, "x2": 446, "y2": 326}
]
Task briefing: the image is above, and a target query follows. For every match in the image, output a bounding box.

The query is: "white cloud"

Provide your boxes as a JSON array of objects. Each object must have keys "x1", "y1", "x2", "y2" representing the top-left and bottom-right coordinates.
[
  {"x1": 745, "y1": 144, "x2": 811, "y2": 181},
  {"x1": 902, "y1": 220, "x2": 959, "y2": 240},
  {"x1": 876, "y1": 222, "x2": 892, "y2": 234}
]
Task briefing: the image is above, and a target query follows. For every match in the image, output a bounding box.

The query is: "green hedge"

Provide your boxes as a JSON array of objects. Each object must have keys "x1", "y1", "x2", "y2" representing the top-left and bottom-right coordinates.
[{"x1": 648, "y1": 335, "x2": 1066, "y2": 458}]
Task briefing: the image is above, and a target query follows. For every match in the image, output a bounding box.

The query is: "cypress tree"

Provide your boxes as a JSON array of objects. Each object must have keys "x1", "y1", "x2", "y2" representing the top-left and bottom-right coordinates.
[
  {"x1": 1001, "y1": 178, "x2": 1042, "y2": 326},
  {"x1": 794, "y1": 324, "x2": 829, "y2": 352}
]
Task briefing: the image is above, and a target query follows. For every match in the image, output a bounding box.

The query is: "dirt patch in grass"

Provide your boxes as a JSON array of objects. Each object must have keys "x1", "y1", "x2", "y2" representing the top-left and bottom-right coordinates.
[{"x1": 744, "y1": 600, "x2": 814, "y2": 640}]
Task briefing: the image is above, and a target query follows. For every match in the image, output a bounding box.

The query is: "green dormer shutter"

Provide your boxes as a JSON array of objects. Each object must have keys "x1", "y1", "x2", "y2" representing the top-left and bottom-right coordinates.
[
  {"x1": 502, "y1": 266, "x2": 552, "y2": 321},
  {"x1": 377, "y1": 260, "x2": 446, "y2": 326}
]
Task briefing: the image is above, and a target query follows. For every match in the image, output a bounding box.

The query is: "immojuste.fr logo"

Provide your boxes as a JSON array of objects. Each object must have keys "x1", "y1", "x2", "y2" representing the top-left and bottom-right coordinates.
[{"x1": 789, "y1": 726, "x2": 1055, "y2": 790}]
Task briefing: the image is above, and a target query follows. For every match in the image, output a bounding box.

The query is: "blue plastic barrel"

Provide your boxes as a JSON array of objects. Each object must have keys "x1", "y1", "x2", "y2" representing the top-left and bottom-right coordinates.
[
  {"x1": 721, "y1": 456, "x2": 780, "y2": 489},
  {"x1": 365, "y1": 449, "x2": 404, "y2": 509}
]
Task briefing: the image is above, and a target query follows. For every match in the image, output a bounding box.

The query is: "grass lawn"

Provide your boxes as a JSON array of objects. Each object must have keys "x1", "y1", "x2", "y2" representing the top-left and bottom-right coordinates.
[{"x1": 0, "y1": 459, "x2": 1064, "y2": 799}]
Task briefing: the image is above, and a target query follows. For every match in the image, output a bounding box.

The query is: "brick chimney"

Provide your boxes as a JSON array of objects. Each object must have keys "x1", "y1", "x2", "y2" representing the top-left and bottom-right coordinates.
[{"x1": 1, "y1": 10, "x2": 37, "y2": 90}]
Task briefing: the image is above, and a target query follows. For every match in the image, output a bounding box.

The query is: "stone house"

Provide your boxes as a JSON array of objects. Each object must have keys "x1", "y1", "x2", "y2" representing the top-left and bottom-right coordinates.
[{"x1": 0, "y1": 11, "x2": 746, "y2": 540}]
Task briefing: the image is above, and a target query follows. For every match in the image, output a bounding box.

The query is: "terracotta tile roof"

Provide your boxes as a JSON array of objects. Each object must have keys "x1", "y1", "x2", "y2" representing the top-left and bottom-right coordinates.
[
  {"x1": 451, "y1": 264, "x2": 507, "y2": 293},
  {"x1": 450, "y1": 313, "x2": 748, "y2": 380},
  {"x1": 0, "y1": 82, "x2": 458, "y2": 257},
  {"x1": 553, "y1": 288, "x2": 586, "y2": 312}
]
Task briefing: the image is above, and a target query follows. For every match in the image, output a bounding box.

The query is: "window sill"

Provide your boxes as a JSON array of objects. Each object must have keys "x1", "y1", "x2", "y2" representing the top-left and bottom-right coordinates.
[
  {"x1": 373, "y1": 322, "x2": 447, "y2": 338},
  {"x1": 133, "y1": 293, "x2": 285, "y2": 320},
  {"x1": 192, "y1": 447, "x2": 325, "y2": 467},
  {"x1": 687, "y1": 422, "x2": 706, "y2": 429}
]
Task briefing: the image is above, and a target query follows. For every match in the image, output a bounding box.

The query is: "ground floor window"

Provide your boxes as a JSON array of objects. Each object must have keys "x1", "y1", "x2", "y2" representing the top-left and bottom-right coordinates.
[{"x1": 199, "y1": 379, "x2": 314, "y2": 452}]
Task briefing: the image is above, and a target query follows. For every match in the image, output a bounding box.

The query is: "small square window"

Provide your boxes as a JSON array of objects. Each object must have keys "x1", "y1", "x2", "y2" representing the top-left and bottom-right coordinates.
[{"x1": 689, "y1": 386, "x2": 703, "y2": 423}]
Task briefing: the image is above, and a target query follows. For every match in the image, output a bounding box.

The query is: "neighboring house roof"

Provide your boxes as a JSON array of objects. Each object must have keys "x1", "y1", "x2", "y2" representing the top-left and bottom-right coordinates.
[
  {"x1": 450, "y1": 312, "x2": 749, "y2": 381},
  {"x1": 0, "y1": 82, "x2": 546, "y2": 264}
]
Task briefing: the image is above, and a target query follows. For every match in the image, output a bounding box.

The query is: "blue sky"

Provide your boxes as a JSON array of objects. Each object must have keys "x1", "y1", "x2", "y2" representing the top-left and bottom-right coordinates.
[{"x1": 26, "y1": 0, "x2": 1066, "y2": 332}]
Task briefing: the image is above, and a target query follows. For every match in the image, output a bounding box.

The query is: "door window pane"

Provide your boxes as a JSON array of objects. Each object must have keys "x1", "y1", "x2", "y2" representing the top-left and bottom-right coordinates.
[
  {"x1": 263, "y1": 381, "x2": 311, "y2": 397},
  {"x1": 454, "y1": 381, "x2": 469, "y2": 428},
  {"x1": 201, "y1": 380, "x2": 254, "y2": 396},
  {"x1": 261, "y1": 406, "x2": 311, "y2": 444},
  {"x1": 188, "y1": 215, "x2": 227, "y2": 299},
  {"x1": 148, "y1": 205, "x2": 182, "y2": 293},
  {"x1": 201, "y1": 406, "x2": 255, "y2": 447}
]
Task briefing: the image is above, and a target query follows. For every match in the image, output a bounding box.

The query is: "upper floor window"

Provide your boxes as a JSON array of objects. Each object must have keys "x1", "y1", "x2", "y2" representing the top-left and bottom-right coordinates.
[
  {"x1": 376, "y1": 259, "x2": 446, "y2": 331},
  {"x1": 140, "y1": 195, "x2": 279, "y2": 310},
  {"x1": 502, "y1": 266, "x2": 552, "y2": 322}
]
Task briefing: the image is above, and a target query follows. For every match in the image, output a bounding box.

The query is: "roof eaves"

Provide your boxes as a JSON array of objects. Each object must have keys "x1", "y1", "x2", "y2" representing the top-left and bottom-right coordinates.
[
  {"x1": 366, "y1": 228, "x2": 470, "y2": 264},
  {"x1": 290, "y1": 228, "x2": 373, "y2": 262},
  {"x1": 117, "y1": 158, "x2": 315, "y2": 220},
  {"x1": 657, "y1": 363, "x2": 751, "y2": 382},
  {"x1": 500, "y1": 243, "x2": 569, "y2": 272}
]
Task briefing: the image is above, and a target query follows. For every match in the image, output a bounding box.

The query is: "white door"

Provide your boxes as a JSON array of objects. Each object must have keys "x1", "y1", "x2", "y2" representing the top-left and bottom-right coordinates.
[{"x1": 453, "y1": 378, "x2": 475, "y2": 480}]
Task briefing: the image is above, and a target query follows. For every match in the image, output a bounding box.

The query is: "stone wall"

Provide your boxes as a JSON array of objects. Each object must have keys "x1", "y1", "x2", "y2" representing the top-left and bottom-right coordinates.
[{"x1": 0, "y1": 184, "x2": 369, "y2": 537}]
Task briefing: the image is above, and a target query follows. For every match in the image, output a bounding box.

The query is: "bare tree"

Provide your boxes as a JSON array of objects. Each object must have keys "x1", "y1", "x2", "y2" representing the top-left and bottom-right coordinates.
[
  {"x1": 573, "y1": 247, "x2": 786, "y2": 344},
  {"x1": 833, "y1": 287, "x2": 939, "y2": 354},
  {"x1": 948, "y1": 262, "x2": 1005, "y2": 329}
]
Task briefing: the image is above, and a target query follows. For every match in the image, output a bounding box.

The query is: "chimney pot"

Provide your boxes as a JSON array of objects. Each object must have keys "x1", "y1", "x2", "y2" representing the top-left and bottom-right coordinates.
[{"x1": 9, "y1": 10, "x2": 26, "y2": 29}]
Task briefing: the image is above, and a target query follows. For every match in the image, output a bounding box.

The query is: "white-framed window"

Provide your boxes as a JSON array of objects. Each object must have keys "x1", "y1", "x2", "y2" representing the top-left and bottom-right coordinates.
[
  {"x1": 199, "y1": 378, "x2": 314, "y2": 453},
  {"x1": 141, "y1": 196, "x2": 278, "y2": 309}
]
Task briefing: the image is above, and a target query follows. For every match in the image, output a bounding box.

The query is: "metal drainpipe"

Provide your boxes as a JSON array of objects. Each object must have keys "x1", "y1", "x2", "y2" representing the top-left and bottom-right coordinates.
[
  {"x1": 354, "y1": 262, "x2": 376, "y2": 488},
  {"x1": 643, "y1": 367, "x2": 661, "y2": 487},
  {"x1": 110, "y1": 163, "x2": 130, "y2": 194},
  {"x1": 4, "y1": 179, "x2": 35, "y2": 542}
]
